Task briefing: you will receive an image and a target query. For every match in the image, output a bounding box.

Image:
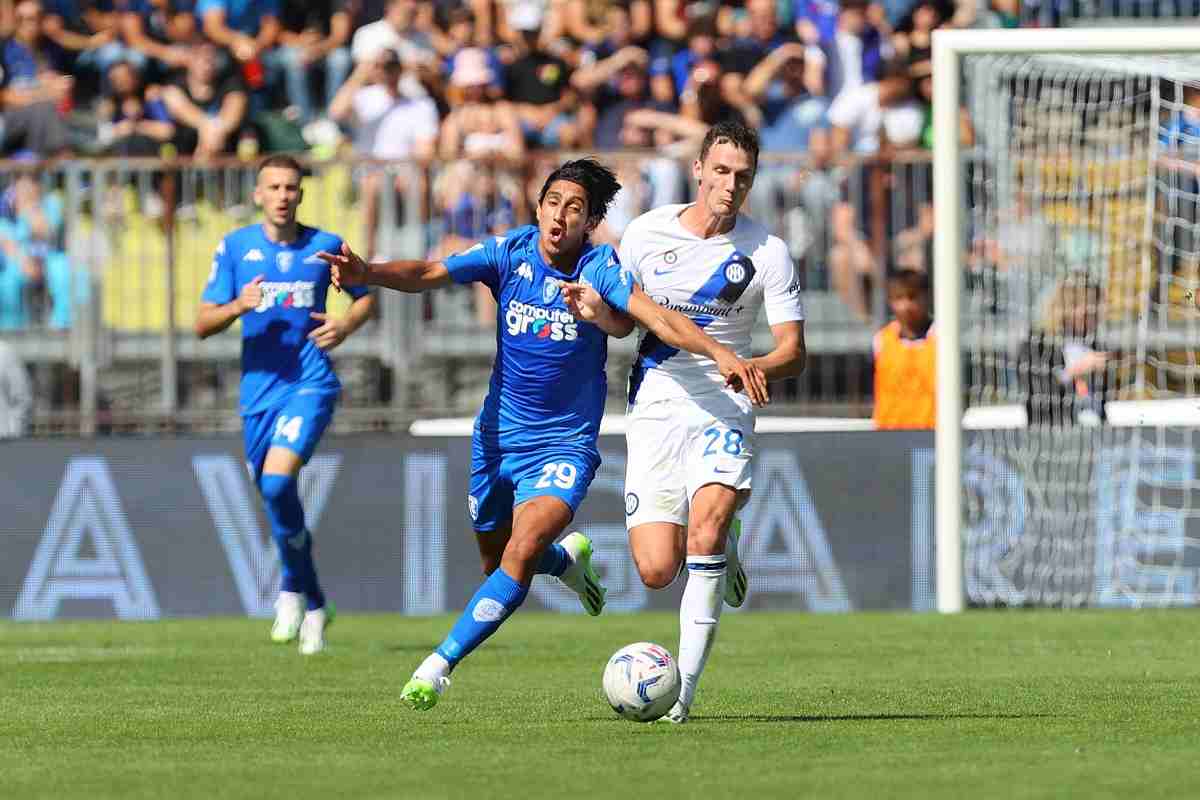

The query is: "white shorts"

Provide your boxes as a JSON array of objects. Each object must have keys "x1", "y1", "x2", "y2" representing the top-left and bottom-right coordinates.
[{"x1": 624, "y1": 392, "x2": 755, "y2": 529}]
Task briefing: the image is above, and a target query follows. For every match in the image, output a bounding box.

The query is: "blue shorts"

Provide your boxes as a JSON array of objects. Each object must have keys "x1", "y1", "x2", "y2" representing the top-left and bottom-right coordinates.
[
  {"x1": 243, "y1": 391, "x2": 337, "y2": 480},
  {"x1": 468, "y1": 438, "x2": 600, "y2": 533}
]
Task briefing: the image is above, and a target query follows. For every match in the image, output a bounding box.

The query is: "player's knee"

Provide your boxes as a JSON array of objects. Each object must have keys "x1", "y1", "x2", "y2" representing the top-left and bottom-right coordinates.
[
  {"x1": 258, "y1": 473, "x2": 297, "y2": 506},
  {"x1": 637, "y1": 559, "x2": 682, "y2": 590}
]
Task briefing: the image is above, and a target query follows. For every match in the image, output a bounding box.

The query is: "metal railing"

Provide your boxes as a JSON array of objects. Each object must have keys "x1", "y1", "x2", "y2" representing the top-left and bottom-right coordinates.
[
  {"x1": 1023, "y1": 0, "x2": 1200, "y2": 26},
  {"x1": 0, "y1": 151, "x2": 940, "y2": 435}
]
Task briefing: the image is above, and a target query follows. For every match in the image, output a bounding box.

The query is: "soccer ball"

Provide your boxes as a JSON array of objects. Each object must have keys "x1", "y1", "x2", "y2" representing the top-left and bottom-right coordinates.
[{"x1": 602, "y1": 642, "x2": 681, "y2": 722}]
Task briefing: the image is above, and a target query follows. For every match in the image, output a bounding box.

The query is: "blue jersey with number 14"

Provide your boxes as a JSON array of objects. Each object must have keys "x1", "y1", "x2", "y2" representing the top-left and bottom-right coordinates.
[
  {"x1": 446, "y1": 225, "x2": 634, "y2": 451},
  {"x1": 202, "y1": 223, "x2": 369, "y2": 416}
]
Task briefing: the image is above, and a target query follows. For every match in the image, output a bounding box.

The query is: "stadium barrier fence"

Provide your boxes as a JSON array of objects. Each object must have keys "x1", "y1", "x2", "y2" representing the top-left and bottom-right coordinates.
[{"x1": 0, "y1": 151, "x2": 937, "y2": 436}]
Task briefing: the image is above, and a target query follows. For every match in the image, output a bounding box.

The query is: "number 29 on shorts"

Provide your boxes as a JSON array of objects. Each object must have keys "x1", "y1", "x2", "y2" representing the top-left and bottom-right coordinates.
[{"x1": 534, "y1": 461, "x2": 578, "y2": 489}]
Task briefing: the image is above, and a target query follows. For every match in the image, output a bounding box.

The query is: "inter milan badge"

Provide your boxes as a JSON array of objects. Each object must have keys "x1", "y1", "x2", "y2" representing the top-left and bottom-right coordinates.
[
  {"x1": 664, "y1": 250, "x2": 677, "y2": 264},
  {"x1": 624, "y1": 492, "x2": 639, "y2": 516},
  {"x1": 724, "y1": 258, "x2": 747, "y2": 285},
  {"x1": 276, "y1": 251, "x2": 293, "y2": 273},
  {"x1": 543, "y1": 276, "x2": 560, "y2": 304}
]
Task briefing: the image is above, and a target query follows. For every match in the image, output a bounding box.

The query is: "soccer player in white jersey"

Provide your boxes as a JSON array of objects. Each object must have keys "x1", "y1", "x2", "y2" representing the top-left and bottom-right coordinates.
[{"x1": 570, "y1": 120, "x2": 806, "y2": 722}]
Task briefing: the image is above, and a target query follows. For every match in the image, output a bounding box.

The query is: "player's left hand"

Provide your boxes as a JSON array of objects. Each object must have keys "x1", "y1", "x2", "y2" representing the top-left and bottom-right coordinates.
[
  {"x1": 308, "y1": 312, "x2": 349, "y2": 351},
  {"x1": 560, "y1": 281, "x2": 607, "y2": 322},
  {"x1": 713, "y1": 349, "x2": 770, "y2": 407}
]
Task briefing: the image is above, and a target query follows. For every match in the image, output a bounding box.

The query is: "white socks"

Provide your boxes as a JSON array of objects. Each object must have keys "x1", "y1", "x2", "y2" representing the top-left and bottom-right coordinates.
[
  {"x1": 415, "y1": 652, "x2": 451, "y2": 682},
  {"x1": 676, "y1": 554, "x2": 726, "y2": 711}
]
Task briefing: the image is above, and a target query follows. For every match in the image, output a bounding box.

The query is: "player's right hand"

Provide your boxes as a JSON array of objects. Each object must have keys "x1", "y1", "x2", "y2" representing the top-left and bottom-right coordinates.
[
  {"x1": 237, "y1": 274, "x2": 264, "y2": 314},
  {"x1": 317, "y1": 243, "x2": 369, "y2": 292},
  {"x1": 560, "y1": 281, "x2": 605, "y2": 322},
  {"x1": 714, "y1": 350, "x2": 770, "y2": 407}
]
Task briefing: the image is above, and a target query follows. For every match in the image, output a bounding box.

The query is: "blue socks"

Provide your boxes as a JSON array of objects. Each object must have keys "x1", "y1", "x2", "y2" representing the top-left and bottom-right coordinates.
[
  {"x1": 436, "y1": 568, "x2": 528, "y2": 668},
  {"x1": 259, "y1": 473, "x2": 325, "y2": 611},
  {"x1": 536, "y1": 542, "x2": 570, "y2": 577},
  {"x1": 428, "y1": 543, "x2": 563, "y2": 673}
]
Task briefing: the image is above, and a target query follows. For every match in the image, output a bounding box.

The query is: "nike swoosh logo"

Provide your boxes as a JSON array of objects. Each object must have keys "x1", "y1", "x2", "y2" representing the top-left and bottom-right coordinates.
[
  {"x1": 653, "y1": 266, "x2": 675, "y2": 276},
  {"x1": 714, "y1": 466, "x2": 739, "y2": 474}
]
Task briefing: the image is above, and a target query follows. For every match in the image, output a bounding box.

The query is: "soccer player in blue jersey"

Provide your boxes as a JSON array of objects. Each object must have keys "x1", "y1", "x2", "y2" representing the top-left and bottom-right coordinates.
[
  {"x1": 320, "y1": 158, "x2": 768, "y2": 710},
  {"x1": 195, "y1": 155, "x2": 375, "y2": 655}
]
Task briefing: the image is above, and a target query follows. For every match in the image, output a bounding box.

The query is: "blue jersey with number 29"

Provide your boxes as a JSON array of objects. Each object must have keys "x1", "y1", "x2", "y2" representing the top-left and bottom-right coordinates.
[{"x1": 446, "y1": 225, "x2": 634, "y2": 451}]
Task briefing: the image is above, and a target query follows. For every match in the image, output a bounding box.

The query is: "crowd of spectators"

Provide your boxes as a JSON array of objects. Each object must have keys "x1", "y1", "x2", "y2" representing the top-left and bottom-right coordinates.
[
  {"x1": 0, "y1": 0, "x2": 1006, "y2": 329},
  {"x1": 0, "y1": 0, "x2": 1166, "y2": 336},
  {"x1": 0, "y1": 0, "x2": 1002, "y2": 173},
  {"x1": 0, "y1": 0, "x2": 1193, "y2": 429}
]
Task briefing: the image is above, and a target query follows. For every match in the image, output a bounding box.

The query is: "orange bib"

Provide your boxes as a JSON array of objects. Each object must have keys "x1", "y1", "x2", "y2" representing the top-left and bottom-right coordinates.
[{"x1": 872, "y1": 320, "x2": 936, "y2": 430}]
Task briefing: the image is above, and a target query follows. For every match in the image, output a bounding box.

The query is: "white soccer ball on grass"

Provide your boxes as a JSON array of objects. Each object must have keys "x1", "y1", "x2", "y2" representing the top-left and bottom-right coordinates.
[{"x1": 602, "y1": 642, "x2": 681, "y2": 723}]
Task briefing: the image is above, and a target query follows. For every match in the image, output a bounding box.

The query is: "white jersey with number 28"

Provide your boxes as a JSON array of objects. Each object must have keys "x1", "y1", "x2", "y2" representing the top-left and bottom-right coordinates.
[{"x1": 618, "y1": 204, "x2": 804, "y2": 407}]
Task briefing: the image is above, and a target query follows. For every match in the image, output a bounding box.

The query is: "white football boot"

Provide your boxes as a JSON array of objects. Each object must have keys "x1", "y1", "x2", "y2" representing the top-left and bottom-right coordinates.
[
  {"x1": 558, "y1": 532, "x2": 608, "y2": 616},
  {"x1": 664, "y1": 700, "x2": 690, "y2": 724},
  {"x1": 298, "y1": 603, "x2": 335, "y2": 655},
  {"x1": 270, "y1": 591, "x2": 304, "y2": 643}
]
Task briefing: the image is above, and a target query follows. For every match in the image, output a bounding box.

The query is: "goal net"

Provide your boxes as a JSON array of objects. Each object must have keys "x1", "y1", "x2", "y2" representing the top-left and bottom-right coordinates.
[{"x1": 935, "y1": 30, "x2": 1200, "y2": 609}]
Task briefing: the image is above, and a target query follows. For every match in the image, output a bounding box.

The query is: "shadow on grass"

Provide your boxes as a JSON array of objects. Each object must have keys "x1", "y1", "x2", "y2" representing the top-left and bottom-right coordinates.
[
  {"x1": 691, "y1": 712, "x2": 1059, "y2": 723},
  {"x1": 379, "y1": 643, "x2": 445, "y2": 653},
  {"x1": 581, "y1": 712, "x2": 1057, "y2": 724},
  {"x1": 379, "y1": 643, "x2": 523, "y2": 654}
]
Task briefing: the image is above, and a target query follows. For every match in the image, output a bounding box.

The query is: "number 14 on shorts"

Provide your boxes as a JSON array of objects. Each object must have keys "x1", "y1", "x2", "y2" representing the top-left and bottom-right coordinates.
[{"x1": 274, "y1": 415, "x2": 304, "y2": 444}]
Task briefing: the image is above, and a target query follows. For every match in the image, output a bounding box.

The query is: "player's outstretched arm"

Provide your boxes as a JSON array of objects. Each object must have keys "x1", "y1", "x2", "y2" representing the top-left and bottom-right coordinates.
[
  {"x1": 317, "y1": 243, "x2": 452, "y2": 293},
  {"x1": 560, "y1": 281, "x2": 635, "y2": 338},
  {"x1": 625, "y1": 286, "x2": 770, "y2": 406},
  {"x1": 750, "y1": 321, "x2": 807, "y2": 380},
  {"x1": 195, "y1": 274, "x2": 264, "y2": 339}
]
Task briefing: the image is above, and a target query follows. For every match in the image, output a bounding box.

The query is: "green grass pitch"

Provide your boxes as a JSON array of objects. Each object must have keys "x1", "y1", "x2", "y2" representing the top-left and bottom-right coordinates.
[{"x1": 3, "y1": 610, "x2": 1199, "y2": 799}]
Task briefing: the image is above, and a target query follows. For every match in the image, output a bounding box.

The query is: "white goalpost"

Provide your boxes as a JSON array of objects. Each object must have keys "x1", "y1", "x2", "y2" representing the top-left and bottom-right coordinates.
[{"x1": 933, "y1": 28, "x2": 1200, "y2": 613}]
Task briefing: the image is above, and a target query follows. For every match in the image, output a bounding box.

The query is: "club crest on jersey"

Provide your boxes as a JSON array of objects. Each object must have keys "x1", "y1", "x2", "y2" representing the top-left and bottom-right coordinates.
[
  {"x1": 542, "y1": 277, "x2": 560, "y2": 304},
  {"x1": 712, "y1": 252, "x2": 756, "y2": 305},
  {"x1": 276, "y1": 251, "x2": 293, "y2": 273},
  {"x1": 663, "y1": 250, "x2": 677, "y2": 264}
]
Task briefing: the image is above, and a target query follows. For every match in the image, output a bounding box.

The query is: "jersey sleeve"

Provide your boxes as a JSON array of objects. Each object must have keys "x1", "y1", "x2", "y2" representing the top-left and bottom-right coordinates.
[
  {"x1": 201, "y1": 236, "x2": 236, "y2": 305},
  {"x1": 590, "y1": 249, "x2": 633, "y2": 313},
  {"x1": 762, "y1": 238, "x2": 805, "y2": 325},
  {"x1": 327, "y1": 236, "x2": 369, "y2": 300},
  {"x1": 444, "y1": 235, "x2": 506, "y2": 292},
  {"x1": 616, "y1": 223, "x2": 643, "y2": 286}
]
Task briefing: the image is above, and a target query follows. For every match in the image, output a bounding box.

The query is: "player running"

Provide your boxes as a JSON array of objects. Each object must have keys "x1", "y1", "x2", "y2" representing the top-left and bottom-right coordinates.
[
  {"x1": 195, "y1": 155, "x2": 375, "y2": 655},
  {"x1": 568, "y1": 121, "x2": 807, "y2": 723},
  {"x1": 320, "y1": 158, "x2": 768, "y2": 711}
]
